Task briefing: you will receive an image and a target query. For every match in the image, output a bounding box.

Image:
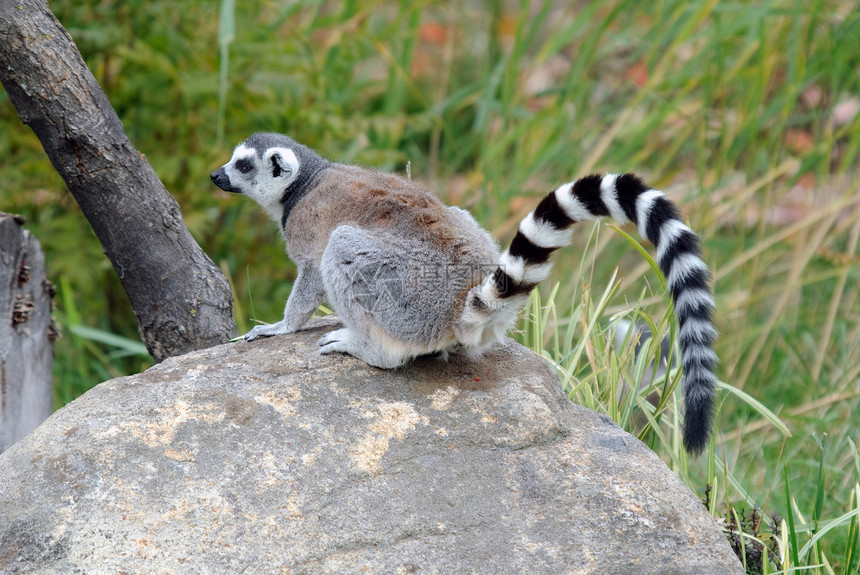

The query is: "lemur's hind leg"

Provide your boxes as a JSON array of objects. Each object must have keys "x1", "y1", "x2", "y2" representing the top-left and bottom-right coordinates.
[
  {"x1": 318, "y1": 225, "x2": 423, "y2": 369},
  {"x1": 317, "y1": 328, "x2": 408, "y2": 369}
]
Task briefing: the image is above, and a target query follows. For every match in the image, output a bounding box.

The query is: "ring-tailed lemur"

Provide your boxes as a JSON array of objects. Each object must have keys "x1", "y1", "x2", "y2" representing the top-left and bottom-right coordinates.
[{"x1": 211, "y1": 132, "x2": 718, "y2": 454}]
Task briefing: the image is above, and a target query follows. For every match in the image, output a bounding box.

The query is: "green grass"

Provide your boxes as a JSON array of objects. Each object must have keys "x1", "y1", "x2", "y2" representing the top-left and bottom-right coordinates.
[{"x1": 2, "y1": 0, "x2": 860, "y2": 571}]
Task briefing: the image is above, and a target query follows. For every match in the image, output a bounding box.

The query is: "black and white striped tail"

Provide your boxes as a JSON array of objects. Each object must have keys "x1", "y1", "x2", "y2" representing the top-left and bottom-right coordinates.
[{"x1": 477, "y1": 173, "x2": 718, "y2": 455}]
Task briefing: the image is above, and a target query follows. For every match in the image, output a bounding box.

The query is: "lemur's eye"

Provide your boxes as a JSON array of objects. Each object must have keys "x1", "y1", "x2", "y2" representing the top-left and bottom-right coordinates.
[{"x1": 236, "y1": 159, "x2": 253, "y2": 174}]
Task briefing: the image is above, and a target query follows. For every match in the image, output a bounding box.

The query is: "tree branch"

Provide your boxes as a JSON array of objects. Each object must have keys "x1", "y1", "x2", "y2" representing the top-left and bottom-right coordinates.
[{"x1": 0, "y1": 0, "x2": 237, "y2": 361}]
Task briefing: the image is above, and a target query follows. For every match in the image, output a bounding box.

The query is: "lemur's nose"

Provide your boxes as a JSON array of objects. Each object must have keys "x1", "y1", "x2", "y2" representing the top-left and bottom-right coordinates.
[
  {"x1": 210, "y1": 168, "x2": 243, "y2": 194},
  {"x1": 210, "y1": 168, "x2": 228, "y2": 189}
]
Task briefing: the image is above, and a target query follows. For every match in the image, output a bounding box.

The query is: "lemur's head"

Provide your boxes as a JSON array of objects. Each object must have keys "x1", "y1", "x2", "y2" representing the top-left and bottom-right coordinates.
[{"x1": 210, "y1": 132, "x2": 327, "y2": 222}]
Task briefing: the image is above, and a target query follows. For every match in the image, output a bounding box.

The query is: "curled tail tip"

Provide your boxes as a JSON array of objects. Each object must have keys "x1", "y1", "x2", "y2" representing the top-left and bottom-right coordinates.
[
  {"x1": 683, "y1": 430, "x2": 710, "y2": 456},
  {"x1": 683, "y1": 414, "x2": 714, "y2": 456},
  {"x1": 682, "y1": 374, "x2": 717, "y2": 456}
]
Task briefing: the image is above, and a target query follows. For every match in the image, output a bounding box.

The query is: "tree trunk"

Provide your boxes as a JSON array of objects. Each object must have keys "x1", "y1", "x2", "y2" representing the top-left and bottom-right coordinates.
[
  {"x1": 0, "y1": 213, "x2": 54, "y2": 453},
  {"x1": 0, "y1": 0, "x2": 237, "y2": 362}
]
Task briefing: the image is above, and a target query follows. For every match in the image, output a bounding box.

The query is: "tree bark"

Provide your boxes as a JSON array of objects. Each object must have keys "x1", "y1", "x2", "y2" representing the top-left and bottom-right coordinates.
[
  {"x1": 0, "y1": 0, "x2": 237, "y2": 361},
  {"x1": 0, "y1": 213, "x2": 54, "y2": 453}
]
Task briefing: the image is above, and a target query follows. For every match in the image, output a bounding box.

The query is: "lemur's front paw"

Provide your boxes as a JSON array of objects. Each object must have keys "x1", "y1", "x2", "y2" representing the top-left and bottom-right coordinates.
[{"x1": 243, "y1": 321, "x2": 292, "y2": 342}]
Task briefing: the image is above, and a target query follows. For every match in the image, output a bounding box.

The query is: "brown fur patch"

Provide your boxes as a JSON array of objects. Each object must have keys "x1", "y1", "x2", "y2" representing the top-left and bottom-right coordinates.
[{"x1": 283, "y1": 165, "x2": 461, "y2": 263}]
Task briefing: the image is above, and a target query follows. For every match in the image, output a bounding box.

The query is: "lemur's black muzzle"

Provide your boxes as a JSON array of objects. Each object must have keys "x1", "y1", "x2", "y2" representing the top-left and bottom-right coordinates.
[{"x1": 210, "y1": 168, "x2": 243, "y2": 194}]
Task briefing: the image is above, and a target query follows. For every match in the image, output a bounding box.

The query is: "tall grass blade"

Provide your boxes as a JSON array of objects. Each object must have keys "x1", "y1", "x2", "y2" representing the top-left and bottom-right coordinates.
[
  {"x1": 797, "y1": 506, "x2": 860, "y2": 565},
  {"x1": 842, "y1": 485, "x2": 860, "y2": 575},
  {"x1": 216, "y1": 0, "x2": 235, "y2": 146},
  {"x1": 785, "y1": 466, "x2": 801, "y2": 567},
  {"x1": 731, "y1": 506, "x2": 748, "y2": 570},
  {"x1": 716, "y1": 381, "x2": 791, "y2": 438},
  {"x1": 68, "y1": 325, "x2": 151, "y2": 359},
  {"x1": 58, "y1": 277, "x2": 89, "y2": 402},
  {"x1": 811, "y1": 434, "x2": 827, "y2": 567}
]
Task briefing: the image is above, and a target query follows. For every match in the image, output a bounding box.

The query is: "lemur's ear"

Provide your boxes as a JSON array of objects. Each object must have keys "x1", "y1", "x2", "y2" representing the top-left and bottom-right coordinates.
[{"x1": 264, "y1": 147, "x2": 298, "y2": 178}]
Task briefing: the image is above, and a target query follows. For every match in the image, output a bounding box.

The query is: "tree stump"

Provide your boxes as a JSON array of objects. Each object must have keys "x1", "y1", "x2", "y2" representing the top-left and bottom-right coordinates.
[{"x1": 0, "y1": 213, "x2": 55, "y2": 453}]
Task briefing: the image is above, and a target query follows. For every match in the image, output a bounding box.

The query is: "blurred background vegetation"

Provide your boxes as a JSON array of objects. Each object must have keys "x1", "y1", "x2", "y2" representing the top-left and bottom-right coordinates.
[{"x1": 2, "y1": 0, "x2": 859, "y2": 571}]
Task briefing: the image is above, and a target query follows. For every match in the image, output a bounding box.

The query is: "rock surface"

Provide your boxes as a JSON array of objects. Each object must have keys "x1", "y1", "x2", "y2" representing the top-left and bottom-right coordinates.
[{"x1": 0, "y1": 317, "x2": 742, "y2": 574}]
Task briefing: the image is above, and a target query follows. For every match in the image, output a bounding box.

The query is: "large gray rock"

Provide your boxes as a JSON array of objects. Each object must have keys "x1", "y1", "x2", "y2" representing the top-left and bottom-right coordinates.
[{"x1": 0, "y1": 317, "x2": 741, "y2": 574}]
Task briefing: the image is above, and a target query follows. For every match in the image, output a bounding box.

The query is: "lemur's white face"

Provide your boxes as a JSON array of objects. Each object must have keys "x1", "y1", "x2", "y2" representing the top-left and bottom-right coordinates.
[{"x1": 211, "y1": 144, "x2": 300, "y2": 221}]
